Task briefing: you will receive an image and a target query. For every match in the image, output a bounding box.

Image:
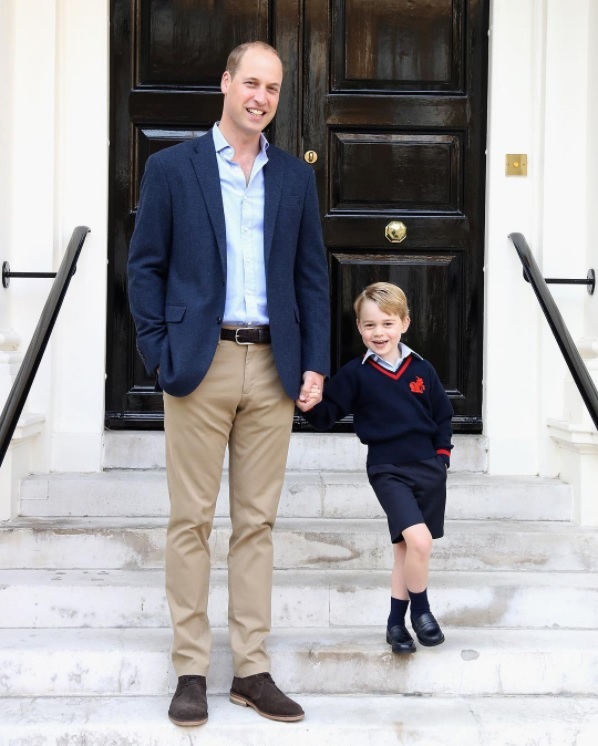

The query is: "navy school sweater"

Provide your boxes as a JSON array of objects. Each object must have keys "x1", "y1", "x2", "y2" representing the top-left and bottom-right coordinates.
[{"x1": 303, "y1": 351, "x2": 453, "y2": 467}]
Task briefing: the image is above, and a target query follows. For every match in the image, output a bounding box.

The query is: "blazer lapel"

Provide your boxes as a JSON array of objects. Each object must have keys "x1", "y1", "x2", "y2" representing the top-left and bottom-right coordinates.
[
  {"x1": 191, "y1": 131, "x2": 227, "y2": 276},
  {"x1": 263, "y1": 148, "x2": 283, "y2": 267}
]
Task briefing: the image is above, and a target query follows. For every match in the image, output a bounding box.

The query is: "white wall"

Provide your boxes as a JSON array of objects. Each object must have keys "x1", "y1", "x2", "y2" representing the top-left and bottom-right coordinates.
[
  {"x1": 587, "y1": 1, "x2": 598, "y2": 339},
  {"x1": 0, "y1": 0, "x2": 109, "y2": 517},
  {"x1": 541, "y1": 0, "x2": 595, "y2": 454},
  {"x1": 484, "y1": 0, "x2": 545, "y2": 474},
  {"x1": 0, "y1": 1, "x2": 15, "y2": 334},
  {"x1": 545, "y1": 0, "x2": 598, "y2": 524},
  {"x1": 0, "y1": 0, "x2": 18, "y2": 516},
  {"x1": 9, "y1": 0, "x2": 58, "y2": 464},
  {"x1": 484, "y1": 0, "x2": 596, "y2": 476},
  {"x1": 50, "y1": 0, "x2": 109, "y2": 471}
]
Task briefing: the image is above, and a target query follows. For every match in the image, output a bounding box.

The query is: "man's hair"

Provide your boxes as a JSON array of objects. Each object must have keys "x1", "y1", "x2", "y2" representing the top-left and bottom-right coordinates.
[
  {"x1": 353, "y1": 282, "x2": 410, "y2": 321},
  {"x1": 225, "y1": 41, "x2": 281, "y2": 79}
]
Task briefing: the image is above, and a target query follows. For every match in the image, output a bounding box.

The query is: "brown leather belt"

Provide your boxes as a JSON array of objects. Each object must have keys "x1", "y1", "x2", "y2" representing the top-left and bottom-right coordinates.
[{"x1": 220, "y1": 326, "x2": 271, "y2": 344}]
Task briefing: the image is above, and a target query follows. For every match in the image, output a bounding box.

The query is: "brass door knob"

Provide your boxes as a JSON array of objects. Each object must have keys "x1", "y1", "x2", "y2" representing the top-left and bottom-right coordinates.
[
  {"x1": 385, "y1": 221, "x2": 407, "y2": 244},
  {"x1": 304, "y1": 150, "x2": 318, "y2": 164}
]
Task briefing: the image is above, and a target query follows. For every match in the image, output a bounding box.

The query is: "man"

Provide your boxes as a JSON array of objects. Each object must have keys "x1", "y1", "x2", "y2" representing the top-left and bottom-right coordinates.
[{"x1": 127, "y1": 42, "x2": 330, "y2": 726}]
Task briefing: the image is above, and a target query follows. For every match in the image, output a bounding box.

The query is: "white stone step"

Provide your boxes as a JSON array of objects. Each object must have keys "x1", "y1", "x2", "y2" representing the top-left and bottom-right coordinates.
[
  {"x1": 2, "y1": 517, "x2": 597, "y2": 572},
  {"x1": 1, "y1": 568, "x2": 597, "y2": 630},
  {"x1": 0, "y1": 695, "x2": 596, "y2": 745},
  {"x1": 20, "y1": 470, "x2": 573, "y2": 522},
  {"x1": 1, "y1": 627, "x2": 597, "y2": 697},
  {"x1": 103, "y1": 431, "x2": 488, "y2": 472}
]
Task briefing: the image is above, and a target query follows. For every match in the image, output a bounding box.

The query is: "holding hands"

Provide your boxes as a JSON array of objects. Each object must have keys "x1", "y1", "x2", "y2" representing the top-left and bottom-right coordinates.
[{"x1": 295, "y1": 371, "x2": 324, "y2": 412}]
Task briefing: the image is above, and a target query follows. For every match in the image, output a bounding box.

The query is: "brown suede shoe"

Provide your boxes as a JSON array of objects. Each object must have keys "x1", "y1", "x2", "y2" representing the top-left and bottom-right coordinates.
[
  {"x1": 168, "y1": 675, "x2": 208, "y2": 726},
  {"x1": 229, "y1": 672, "x2": 304, "y2": 722}
]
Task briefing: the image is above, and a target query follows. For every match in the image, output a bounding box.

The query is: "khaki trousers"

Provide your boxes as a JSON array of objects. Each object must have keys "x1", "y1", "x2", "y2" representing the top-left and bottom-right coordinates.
[{"x1": 163, "y1": 339, "x2": 294, "y2": 677}]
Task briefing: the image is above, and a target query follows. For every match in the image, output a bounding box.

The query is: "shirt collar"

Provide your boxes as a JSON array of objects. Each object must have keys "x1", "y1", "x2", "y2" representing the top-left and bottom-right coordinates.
[
  {"x1": 362, "y1": 342, "x2": 415, "y2": 371},
  {"x1": 212, "y1": 122, "x2": 269, "y2": 161}
]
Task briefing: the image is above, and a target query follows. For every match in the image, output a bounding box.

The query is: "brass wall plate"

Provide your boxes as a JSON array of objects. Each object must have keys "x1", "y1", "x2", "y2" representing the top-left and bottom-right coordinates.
[{"x1": 506, "y1": 154, "x2": 527, "y2": 176}]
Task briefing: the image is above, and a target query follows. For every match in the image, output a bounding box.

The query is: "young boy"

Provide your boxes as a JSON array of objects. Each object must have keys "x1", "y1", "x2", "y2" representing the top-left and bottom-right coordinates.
[{"x1": 298, "y1": 282, "x2": 453, "y2": 653}]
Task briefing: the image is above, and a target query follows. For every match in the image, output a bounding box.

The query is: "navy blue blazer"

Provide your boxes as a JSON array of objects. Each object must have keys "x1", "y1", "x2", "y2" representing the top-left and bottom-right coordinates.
[{"x1": 127, "y1": 130, "x2": 330, "y2": 399}]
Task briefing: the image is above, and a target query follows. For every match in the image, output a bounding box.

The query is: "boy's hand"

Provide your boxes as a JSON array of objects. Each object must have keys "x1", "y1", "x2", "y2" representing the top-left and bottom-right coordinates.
[
  {"x1": 296, "y1": 371, "x2": 323, "y2": 412},
  {"x1": 296, "y1": 384, "x2": 321, "y2": 412}
]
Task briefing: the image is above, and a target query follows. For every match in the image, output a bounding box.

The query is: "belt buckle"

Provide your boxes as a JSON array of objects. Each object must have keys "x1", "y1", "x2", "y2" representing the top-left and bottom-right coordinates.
[{"x1": 234, "y1": 328, "x2": 255, "y2": 345}]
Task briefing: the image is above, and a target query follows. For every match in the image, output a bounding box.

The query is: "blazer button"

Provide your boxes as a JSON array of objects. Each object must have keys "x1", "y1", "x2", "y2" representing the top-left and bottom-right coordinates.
[{"x1": 217, "y1": 317, "x2": 222, "y2": 324}]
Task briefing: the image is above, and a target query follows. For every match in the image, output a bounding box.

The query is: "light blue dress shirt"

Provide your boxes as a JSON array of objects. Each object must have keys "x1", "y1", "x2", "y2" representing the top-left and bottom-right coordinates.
[
  {"x1": 213, "y1": 123, "x2": 269, "y2": 325},
  {"x1": 363, "y1": 342, "x2": 414, "y2": 372}
]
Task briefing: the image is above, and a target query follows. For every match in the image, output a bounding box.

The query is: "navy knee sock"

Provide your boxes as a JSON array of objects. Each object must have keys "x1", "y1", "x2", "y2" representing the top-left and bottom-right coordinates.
[
  {"x1": 408, "y1": 589, "x2": 430, "y2": 620},
  {"x1": 387, "y1": 597, "x2": 409, "y2": 629}
]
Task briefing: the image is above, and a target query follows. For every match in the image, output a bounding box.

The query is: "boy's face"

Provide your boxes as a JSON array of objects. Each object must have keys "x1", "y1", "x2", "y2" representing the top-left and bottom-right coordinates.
[{"x1": 357, "y1": 299, "x2": 410, "y2": 364}]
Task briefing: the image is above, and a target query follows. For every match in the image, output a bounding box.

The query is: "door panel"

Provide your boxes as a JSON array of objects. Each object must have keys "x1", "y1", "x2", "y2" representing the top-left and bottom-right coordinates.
[
  {"x1": 137, "y1": 0, "x2": 270, "y2": 87},
  {"x1": 331, "y1": 252, "x2": 462, "y2": 378},
  {"x1": 107, "y1": 0, "x2": 488, "y2": 431},
  {"x1": 333, "y1": 0, "x2": 461, "y2": 90},
  {"x1": 330, "y1": 132, "x2": 463, "y2": 212},
  {"x1": 107, "y1": 0, "x2": 297, "y2": 427},
  {"x1": 303, "y1": 0, "x2": 487, "y2": 430}
]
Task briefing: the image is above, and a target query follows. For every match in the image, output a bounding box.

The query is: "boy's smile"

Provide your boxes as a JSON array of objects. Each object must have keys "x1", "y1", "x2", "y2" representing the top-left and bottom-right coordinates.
[{"x1": 357, "y1": 299, "x2": 410, "y2": 365}]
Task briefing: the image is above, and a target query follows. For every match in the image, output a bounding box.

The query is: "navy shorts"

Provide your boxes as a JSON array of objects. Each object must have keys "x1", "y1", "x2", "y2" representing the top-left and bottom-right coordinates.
[{"x1": 367, "y1": 457, "x2": 447, "y2": 544}]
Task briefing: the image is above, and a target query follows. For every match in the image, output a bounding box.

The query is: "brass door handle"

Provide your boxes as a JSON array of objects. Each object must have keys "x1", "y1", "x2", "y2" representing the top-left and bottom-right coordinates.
[
  {"x1": 385, "y1": 221, "x2": 407, "y2": 243},
  {"x1": 304, "y1": 150, "x2": 318, "y2": 164}
]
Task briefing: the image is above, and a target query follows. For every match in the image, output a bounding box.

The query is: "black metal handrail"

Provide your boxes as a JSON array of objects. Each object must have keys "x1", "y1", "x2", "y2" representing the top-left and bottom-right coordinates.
[
  {"x1": 0, "y1": 226, "x2": 90, "y2": 466},
  {"x1": 509, "y1": 232, "x2": 598, "y2": 430}
]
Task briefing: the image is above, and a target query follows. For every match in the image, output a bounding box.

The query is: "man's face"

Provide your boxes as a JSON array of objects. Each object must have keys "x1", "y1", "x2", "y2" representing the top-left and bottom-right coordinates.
[{"x1": 220, "y1": 47, "x2": 283, "y2": 139}]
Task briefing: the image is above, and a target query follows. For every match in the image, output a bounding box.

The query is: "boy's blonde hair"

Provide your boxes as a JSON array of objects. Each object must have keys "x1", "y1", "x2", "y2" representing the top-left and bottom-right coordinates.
[
  {"x1": 353, "y1": 282, "x2": 410, "y2": 321},
  {"x1": 225, "y1": 42, "x2": 281, "y2": 79}
]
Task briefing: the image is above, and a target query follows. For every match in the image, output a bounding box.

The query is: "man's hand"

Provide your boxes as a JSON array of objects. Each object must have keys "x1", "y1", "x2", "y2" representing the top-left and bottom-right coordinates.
[{"x1": 296, "y1": 371, "x2": 324, "y2": 412}]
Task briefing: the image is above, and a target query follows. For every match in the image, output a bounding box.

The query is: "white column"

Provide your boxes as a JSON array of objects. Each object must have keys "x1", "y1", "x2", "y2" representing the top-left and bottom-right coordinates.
[
  {"x1": 50, "y1": 0, "x2": 109, "y2": 471},
  {"x1": 584, "y1": 0, "x2": 598, "y2": 344},
  {"x1": 0, "y1": 0, "x2": 18, "y2": 518},
  {"x1": 484, "y1": 0, "x2": 545, "y2": 474},
  {"x1": 547, "y1": 0, "x2": 598, "y2": 525},
  {"x1": 0, "y1": 0, "x2": 54, "y2": 518}
]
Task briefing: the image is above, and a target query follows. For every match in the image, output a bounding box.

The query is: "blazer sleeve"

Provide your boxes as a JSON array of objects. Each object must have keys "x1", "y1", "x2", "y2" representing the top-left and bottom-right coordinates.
[
  {"x1": 294, "y1": 170, "x2": 330, "y2": 376},
  {"x1": 127, "y1": 155, "x2": 172, "y2": 375}
]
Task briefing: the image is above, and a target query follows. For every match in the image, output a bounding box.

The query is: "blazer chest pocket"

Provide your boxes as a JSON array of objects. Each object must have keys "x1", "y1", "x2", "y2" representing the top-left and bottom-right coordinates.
[{"x1": 165, "y1": 304, "x2": 186, "y2": 323}]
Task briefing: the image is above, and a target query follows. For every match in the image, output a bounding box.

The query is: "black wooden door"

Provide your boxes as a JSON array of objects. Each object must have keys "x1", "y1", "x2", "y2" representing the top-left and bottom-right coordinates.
[
  {"x1": 106, "y1": 0, "x2": 302, "y2": 427},
  {"x1": 107, "y1": 0, "x2": 488, "y2": 431},
  {"x1": 302, "y1": 0, "x2": 488, "y2": 432}
]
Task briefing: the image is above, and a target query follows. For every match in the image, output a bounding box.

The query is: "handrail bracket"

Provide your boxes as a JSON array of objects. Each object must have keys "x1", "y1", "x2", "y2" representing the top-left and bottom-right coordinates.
[
  {"x1": 523, "y1": 267, "x2": 595, "y2": 295},
  {"x1": 2, "y1": 261, "x2": 58, "y2": 289}
]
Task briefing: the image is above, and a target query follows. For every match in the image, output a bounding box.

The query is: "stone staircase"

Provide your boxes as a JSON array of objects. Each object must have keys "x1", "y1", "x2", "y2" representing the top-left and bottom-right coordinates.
[{"x1": 0, "y1": 432, "x2": 597, "y2": 744}]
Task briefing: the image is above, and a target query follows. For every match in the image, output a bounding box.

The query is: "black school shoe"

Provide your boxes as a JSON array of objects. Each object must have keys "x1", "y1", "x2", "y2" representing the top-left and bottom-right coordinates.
[
  {"x1": 386, "y1": 623, "x2": 416, "y2": 653},
  {"x1": 168, "y1": 675, "x2": 208, "y2": 726},
  {"x1": 411, "y1": 612, "x2": 445, "y2": 646}
]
